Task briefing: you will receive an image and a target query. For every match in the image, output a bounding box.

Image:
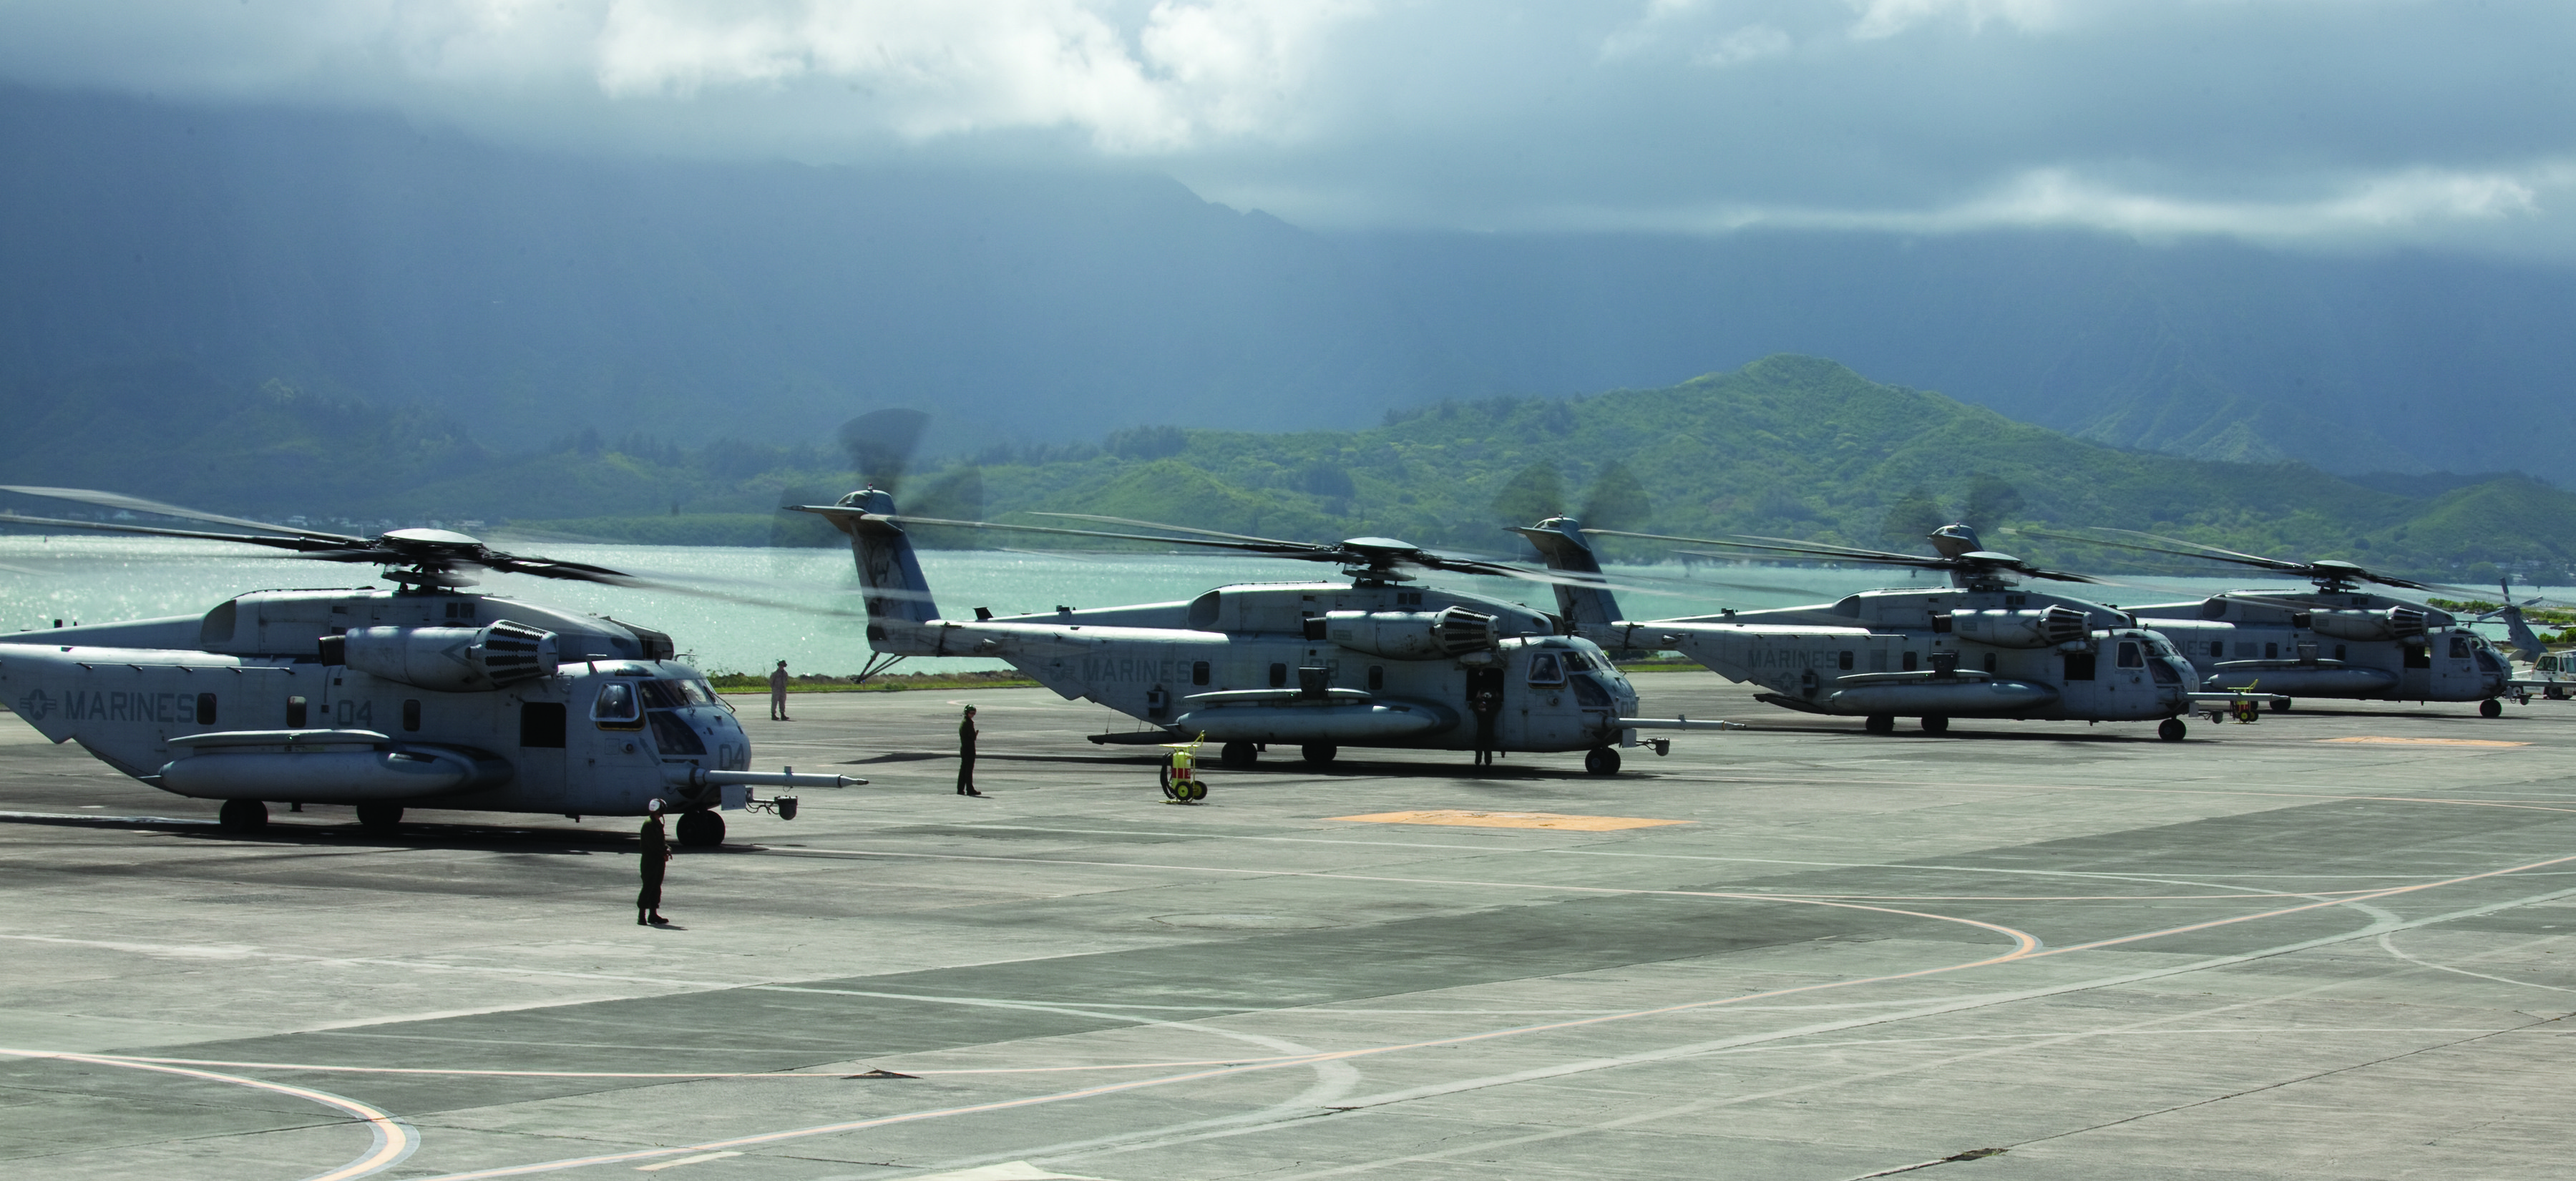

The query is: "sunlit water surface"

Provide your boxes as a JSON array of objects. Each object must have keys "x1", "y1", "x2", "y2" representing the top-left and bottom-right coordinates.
[{"x1": 1, "y1": 536, "x2": 2556, "y2": 675}]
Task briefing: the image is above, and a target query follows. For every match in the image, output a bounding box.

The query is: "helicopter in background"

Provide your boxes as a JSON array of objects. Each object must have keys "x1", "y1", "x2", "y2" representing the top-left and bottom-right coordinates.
[
  {"x1": 0, "y1": 486, "x2": 856, "y2": 843},
  {"x1": 1516, "y1": 519, "x2": 2263, "y2": 740},
  {"x1": 2019, "y1": 527, "x2": 2516, "y2": 716},
  {"x1": 791, "y1": 488, "x2": 1735, "y2": 775}
]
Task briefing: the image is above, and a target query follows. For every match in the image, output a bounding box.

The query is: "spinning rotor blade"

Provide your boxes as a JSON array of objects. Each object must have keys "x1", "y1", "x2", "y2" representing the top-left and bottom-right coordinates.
[
  {"x1": 836, "y1": 409, "x2": 930, "y2": 494},
  {"x1": 0, "y1": 485, "x2": 364, "y2": 544}
]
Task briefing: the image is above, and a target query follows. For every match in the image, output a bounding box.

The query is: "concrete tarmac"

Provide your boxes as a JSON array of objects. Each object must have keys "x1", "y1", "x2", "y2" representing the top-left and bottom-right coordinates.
[{"x1": 2, "y1": 680, "x2": 2572, "y2": 1180}]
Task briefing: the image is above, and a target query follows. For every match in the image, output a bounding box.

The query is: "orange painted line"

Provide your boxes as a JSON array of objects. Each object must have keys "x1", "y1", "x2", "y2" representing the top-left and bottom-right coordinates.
[
  {"x1": 1332, "y1": 810, "x2": 1690, "y2": 831},
  {"x1": 0, "y1": 1047, "x2": 414, "y2": 1180}
]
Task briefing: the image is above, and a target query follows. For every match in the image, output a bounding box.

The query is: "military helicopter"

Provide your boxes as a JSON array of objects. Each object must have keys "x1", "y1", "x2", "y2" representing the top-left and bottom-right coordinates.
[
  {"x1": 0, "y1": 486, "x2": 857, "y2": 842},
  {"x1": 1514, "y1": 518, "x2": 2256, "y2": 740},
  {"x1": 789, "y1": 488, "x2": 1735, "y2": 775},
  {"x1": 2018, "y1": 527, "x2": 2515, "y2": 717}
]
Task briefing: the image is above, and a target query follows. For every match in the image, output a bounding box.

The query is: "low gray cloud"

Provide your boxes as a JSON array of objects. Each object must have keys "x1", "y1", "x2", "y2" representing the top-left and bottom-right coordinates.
[{"x1": 4, "y1": 1, "x2": 2571, "y2": 255}]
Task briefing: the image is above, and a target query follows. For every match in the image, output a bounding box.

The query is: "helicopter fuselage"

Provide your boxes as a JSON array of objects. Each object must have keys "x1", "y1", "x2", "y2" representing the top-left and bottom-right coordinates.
[
  {"x1": 1599, "y1": 587, "x2": 2200, "y2": 722},
  {"x1": 1, "y1": 587, "x2": 766, "y2": 820},
  {"x1": 2129, "y1": 590, "x2": 2509, "y2": 703},
  {"x1": 908, "y1": 582, "x2": 1646, "y2": 753}
]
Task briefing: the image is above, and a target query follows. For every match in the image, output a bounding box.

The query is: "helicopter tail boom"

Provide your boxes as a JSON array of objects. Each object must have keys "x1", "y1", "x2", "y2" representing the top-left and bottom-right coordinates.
[
  {"x1": 1511, "y1": 517, "x2": 1624, "y2": 632},
  {"x1": 802, "y1": 488, "x2": 947, "y2": 653}
]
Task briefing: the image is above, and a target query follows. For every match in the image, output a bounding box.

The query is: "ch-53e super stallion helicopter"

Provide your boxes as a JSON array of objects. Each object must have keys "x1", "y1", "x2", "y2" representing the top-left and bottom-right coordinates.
[
  {"x1": 0, "y1": 486, "x2": 857, "y2": 843},
  {"x1": 791, "y1": 489, "x2": 1733, "y2": 775},
  {"x1": 1516, "y1": 519, "x2": 2262, "y2": 740},
  {"x1": 2020, "y1": 527, "x2": 2516, "y2": 717}
]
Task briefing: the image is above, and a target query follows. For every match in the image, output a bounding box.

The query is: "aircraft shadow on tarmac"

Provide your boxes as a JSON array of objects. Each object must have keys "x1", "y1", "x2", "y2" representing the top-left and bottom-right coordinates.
[{"x1": 0, "y1": 810, "x2": 649, "y2": 853}]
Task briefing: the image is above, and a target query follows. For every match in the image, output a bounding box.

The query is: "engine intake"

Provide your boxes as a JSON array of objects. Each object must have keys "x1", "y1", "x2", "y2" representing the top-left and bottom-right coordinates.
[
  {"x1": 1322, "y1": 607, "x2": 1497, "y2": 660},
  {"x1": 1947, "y1": 606, "x2": 2090, "y2": 650},
  {"x1": 341, "y1": 621, "x2": 560, "y2": 691},
  {"x1": 2307, "y1": 607, "x2": 2427, "y2": 642}
]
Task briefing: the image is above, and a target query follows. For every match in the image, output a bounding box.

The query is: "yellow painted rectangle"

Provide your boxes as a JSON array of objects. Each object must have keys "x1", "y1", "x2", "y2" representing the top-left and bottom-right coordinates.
[
  {"x1": 1331, "y1": 810, "x2": 1691, "y2": 831},
  {"x1": 2318, "y1": 737, "x2": 2530, "y2": 748}
]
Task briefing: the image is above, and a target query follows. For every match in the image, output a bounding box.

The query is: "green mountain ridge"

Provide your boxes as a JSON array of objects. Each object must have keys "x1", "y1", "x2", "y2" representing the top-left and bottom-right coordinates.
[{"x1": 3, "y1": 356, "x2": 2567, "y2": 584}]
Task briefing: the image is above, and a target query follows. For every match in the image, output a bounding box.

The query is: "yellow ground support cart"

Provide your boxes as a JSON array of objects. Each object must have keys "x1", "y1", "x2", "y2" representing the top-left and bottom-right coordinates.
[{"x1": 1159, "y1": 734, "x2": 1209, "y2": 803}]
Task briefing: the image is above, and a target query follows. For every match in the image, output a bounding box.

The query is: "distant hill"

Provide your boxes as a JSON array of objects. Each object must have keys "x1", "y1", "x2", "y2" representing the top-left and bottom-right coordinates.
[
  {"x1": 4, "y1": 356, "x2": 2565, "y2": 584},
  {"x1": 6, "y1": 85, "x2": 2576, "y2": 481}
]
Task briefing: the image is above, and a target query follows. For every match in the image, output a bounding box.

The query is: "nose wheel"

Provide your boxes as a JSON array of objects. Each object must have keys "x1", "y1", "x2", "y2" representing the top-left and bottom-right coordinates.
[
  {"x1": 1583, "y1": 746, "x2": 1622, "y2": 775},
  {"x1": 355, "y1": 803, "x2": 405, "y2": 833},
  {"x1": 675, "y1": 810, "x2": 726, "y2": 848},
  {"x1": 1863, "y1": 714, "x2": 1896, "y2": 735},
  {"x1": 2158, "y1": 717, "x2": 2188, "y2": 741},
  {"x1": 2480, "y1": 697, "x2": 2504, "y2": 718}
]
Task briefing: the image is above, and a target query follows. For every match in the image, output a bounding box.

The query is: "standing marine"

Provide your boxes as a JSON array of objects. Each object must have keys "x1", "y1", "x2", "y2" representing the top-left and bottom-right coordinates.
[
  {"x1": 1470, "y1": 686, "x2": 1501, "y2": 767},
  {"x1": 638, "y1": 799, "x2": 672, "y2": 926},
  {"x1": 957, "y1": 705, "x2": 983, "y2": 796},
  {"x1": 769, "y1": 660, "x2": 792, "y2": 720}
]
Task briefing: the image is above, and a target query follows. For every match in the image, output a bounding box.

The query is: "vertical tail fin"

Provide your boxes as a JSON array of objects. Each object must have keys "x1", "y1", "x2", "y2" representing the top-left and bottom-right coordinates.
[
  {"x1": 806, "y1": 487, "x2": 943, "y2": 654},
  {"x1": 2499, "y1": 579, "x2": 2547, "y2": 662},
  {"x1": 1511, "y1": 516, "x2": 1625, "y2": 632}
]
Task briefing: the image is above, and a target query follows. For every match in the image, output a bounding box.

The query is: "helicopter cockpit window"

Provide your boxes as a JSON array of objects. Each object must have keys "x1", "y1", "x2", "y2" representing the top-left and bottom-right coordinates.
[
  {"x1": 593, "y1": 681, "x2": 643, "y2": 728},
  {"x1": 638, "y1": 678, "x2": 716, "y2": 709},
  {"x1": 647, "y1": 710, "x2": 708, "y2": 755},
  {"x1": 1568, "y1": 674, "x2": 1612, "y2": 708},
  {"x1": 1526, "y1": 652, "x2": 1565, "y2": 685},
  {"x1": 2117, "y1": 641, "x2": 2143, "y2": 668},
  {"x1": 2449, "y1": 636, "x2": 2472, "y2": 660},
  {"x1": 1561, "y1": 651, "x2": 1595, "y2": 672}
]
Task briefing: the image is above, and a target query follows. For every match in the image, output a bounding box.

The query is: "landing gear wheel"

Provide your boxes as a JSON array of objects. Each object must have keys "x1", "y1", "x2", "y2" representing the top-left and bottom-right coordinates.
[
  {"x1": 1919, "y1": 715, "x2": 1949, "y2": 735},
  {"x1": 2269, "y1": 697, "x2": 2290, "y2": 713},
  {"x1": 218, "y1": 799, "x2": 268, "y2": 833},
  {"x1": 1220, "y1": 741, "x2": 1258, "y2": 769},
  {"x1": 1863, "y1": 713, "x2": 1896, "y2": 735},
  {"x1": 675, "y1": 810, "x2": 726, "y2": 848},
  {"x1": 2480, "y1": 697, "x2": 2504, "y2": 718},
  {"x1": 1583, "y1": 746, "x2": 1621, "y2": 775},
  {"x1": 1301, "y1": 743, "x2": 1338, "y2": 767},
  {"x1": 2158, "y1": 717, "x2": 2188, "y2": 742},
  {"x1": 354, "y1": 803, "x2": 404, "y2": 833}
]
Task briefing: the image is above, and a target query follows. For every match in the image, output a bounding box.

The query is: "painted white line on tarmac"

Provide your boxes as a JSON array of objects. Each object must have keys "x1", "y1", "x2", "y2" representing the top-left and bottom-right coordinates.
[{"x1": 0, "y1": 1047, "x2": 418, "y2": 1181}]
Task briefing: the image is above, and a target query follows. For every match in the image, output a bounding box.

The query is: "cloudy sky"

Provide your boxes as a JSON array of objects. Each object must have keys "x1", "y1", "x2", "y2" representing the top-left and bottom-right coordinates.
[{"x1": 3, "y1": 1, "x2": 2569, "y2": 255}]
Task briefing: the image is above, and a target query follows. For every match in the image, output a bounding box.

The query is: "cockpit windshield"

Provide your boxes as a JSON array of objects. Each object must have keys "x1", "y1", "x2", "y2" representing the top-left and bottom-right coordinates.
[{"x1": 640, "y1": 678, "x2": 718, "y2": 709}]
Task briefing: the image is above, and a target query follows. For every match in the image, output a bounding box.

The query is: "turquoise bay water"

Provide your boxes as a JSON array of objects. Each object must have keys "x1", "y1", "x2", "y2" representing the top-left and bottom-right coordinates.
[{"x1": 1, "y1": 535, "x2": 2552, "y2": 675}]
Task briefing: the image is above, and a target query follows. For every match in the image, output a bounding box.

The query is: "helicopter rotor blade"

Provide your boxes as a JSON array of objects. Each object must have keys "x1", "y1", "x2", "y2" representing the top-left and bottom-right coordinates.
[
  {"x1": 0, "y1": 511, "x2": 357, "y2": 554},
  {"x1": 0, "y1": 485, "x2": 367, "y2": 544},
  {"x1": 794, "y1": 507, "x2": 1347, "y2": 560},
  {"x1": 2011, "y1": 526, "x2": 2308, "y2": 574},
  {"x1": 1588, "y1": 528, "x2": 1946, "y2": 569},
  {"x1": 1030, "y1": 512, "x2": 1319, "y2": 550},
  {"x1": 2082, "y1": 526, "x2": 2308, "y2": 569}
]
